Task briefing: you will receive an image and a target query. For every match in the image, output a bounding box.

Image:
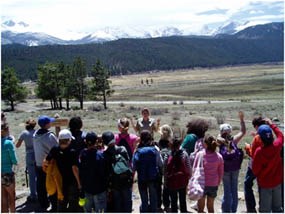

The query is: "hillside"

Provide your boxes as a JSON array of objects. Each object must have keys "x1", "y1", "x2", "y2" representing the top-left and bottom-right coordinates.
[{"x1": 1, "y1": 22, "x2": 283, "y2": 81}]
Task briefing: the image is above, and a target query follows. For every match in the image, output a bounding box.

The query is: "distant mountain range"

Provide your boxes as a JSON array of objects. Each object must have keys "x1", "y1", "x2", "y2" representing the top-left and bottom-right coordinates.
[
  {"x1": 2, "y1": 22, "x2": 283, "y2": 81},
  {"x1": 1, "y1": 19, "x2": 281, "y2": 46}
]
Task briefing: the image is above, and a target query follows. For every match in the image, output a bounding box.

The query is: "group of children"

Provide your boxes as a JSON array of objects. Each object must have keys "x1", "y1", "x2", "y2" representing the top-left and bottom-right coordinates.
[{"x1": 1, "y1": 108, "x2": 284, "y2": 213}]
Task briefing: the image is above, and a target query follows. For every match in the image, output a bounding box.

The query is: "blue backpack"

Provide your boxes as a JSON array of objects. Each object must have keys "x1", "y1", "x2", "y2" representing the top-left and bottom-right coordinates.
[{"x1": 134, "y1": 146, "x2": 159, "y2": 182}]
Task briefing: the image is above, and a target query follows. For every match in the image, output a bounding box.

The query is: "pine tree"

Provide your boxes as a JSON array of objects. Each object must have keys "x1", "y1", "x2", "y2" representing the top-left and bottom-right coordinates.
[
  {"x1": 90, "y1": 60, "x2": 114, "y2": 109},
  {"x1": 1, "y1": 67, "x2": 27, "y2": 111},
  {"x1": 72, "y1": 57, "x2": 87, "y2": 110}
]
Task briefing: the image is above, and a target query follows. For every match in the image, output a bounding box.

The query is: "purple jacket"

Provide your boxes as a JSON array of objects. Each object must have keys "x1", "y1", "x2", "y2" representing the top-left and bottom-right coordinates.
[{"x1": 219, "y1": 141, "x2": 243, "y2": 172}]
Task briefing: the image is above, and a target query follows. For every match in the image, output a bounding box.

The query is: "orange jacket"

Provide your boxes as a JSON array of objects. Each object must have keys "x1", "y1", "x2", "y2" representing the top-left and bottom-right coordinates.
[{"x1": 245, "y1": 135, "x2": 263, "y2": 158}]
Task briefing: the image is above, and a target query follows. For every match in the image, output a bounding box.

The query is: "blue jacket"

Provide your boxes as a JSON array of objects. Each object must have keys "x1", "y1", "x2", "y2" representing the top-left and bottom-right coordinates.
[{"x1": 133, "y1": 146, "x2": 162, "y2": 183}]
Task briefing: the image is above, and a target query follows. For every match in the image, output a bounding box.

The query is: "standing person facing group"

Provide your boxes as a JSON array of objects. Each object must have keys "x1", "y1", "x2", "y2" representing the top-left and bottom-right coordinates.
[{"x1": 131, "y1": 108, "x2": 160, "y2": 138}]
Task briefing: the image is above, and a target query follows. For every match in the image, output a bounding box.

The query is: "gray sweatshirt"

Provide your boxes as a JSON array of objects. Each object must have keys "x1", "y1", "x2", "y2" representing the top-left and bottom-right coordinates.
[{"x1": 33, "y1": 129, "x2": 58, "y2": 167}]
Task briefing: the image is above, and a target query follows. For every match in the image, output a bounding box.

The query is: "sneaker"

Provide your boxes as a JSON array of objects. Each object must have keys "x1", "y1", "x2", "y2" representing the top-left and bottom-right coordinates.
[{"x1": 26, "y1": 196, "x2": 37, "y2": 203}]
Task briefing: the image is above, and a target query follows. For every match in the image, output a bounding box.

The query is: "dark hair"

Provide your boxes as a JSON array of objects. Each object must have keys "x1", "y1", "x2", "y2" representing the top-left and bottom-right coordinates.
[
  {"x1": 252, "y1": 116, "x2": 265, "y2": 128},
  {"x1": 204, "y1": 134, "x2": 218, "y2": 152},
  {"x1": 69, "y1": 117, "x2": 83, "y2": 132},
  {"x1": 139, "y1": 130, "x2": 152, "y2": 146},
  {"x1": 171, "y1": 137, "x2": 182, "y2": 151},
  {"x1": 186, "y1": 118, "x2": 209, "y2": 138},
  {"x1": 25, "y1": 119, "x2": 36, "y2": 130},
  {"x1": 1, "y1": 123, "x2": 9, "y2": 131}
]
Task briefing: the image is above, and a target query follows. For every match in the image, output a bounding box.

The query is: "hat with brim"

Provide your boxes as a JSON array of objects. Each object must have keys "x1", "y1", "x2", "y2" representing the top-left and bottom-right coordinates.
[
  {"x1": 38, "y1": 115, "x2": 55, "y2": 128},
  {"x1": 58, "y1": 129, "x2": 75, "y2": 140}
]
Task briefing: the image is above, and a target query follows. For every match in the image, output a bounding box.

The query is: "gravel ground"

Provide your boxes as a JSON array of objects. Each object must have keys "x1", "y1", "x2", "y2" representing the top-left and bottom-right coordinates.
[{"x1": 16, "y1": 184, "x2": 248, "y2": 213}]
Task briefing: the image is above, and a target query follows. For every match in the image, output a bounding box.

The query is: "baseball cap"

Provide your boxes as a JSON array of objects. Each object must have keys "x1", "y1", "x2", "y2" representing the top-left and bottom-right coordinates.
[
  {"x1": 257, "y1": 125, "x2": 273, "y2": 144},
  {"x1": 38, "y1": 115, "x2": 55, "y2": 128},
  {"x1": 220, "y1": 123, "x2": 232, "y2": 135},
  {"x1": 58, "y1": 129, "x2": 75, "y2": 140},
  {"x1": 85, "y1": 132, "x2": 98, "y2": 145},
  {"x1": 102, "y1": 131, "x2": 115, "y2": 146}
]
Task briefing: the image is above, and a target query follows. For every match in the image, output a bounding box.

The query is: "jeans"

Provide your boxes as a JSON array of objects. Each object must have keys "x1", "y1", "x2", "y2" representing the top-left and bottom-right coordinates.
[
  {"x1": 58, "y1": 183, "x2": 82, "y2": 212},
  {"x1": 113, "y1": 187, "x2": 132, "y2": 212},
  {"x1": 35, "y1": 166, "x2": 57, "y2": 211},
  {"x1": 84, "y1": 191, "x2": 107, "y2": 213},
  {"x1": 162, "y1": 187, "x2": 170, "y2": 209},
  {"x1": 259, "y1": 184, "x2": 283, "y2": 213},
  {"x1": 138, "y1": 180, "x2": 158, "y2": 213},
  {"x1": 244, "y1": 167, "x2": 256, "y2": 212},
  {"x1": 169, "y1": 187, "x2": 187, "y2": 213},
  {"x1": 26, "y1": 152, "x2": 37, "y2": 199},
  {"x1": 222, "y1": 170, "x2": 239, "y2": 213}
]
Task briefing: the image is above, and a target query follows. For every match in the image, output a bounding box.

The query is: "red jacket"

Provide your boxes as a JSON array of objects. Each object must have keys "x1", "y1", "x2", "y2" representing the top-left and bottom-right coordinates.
[{"x1": 252, "y1": 124, "x2": 284, "y2": 188}]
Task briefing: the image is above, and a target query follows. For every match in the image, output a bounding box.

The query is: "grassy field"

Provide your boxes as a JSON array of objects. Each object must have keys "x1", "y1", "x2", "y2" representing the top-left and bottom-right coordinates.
[{"x1": 2, "y1": 64, "x2": 284, "y2": 212}]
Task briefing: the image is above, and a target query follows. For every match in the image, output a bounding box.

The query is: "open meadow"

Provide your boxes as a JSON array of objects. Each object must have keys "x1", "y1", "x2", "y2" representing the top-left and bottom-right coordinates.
[{"x1": 2, "y1": 64, "x2": 284, "y2": 212}]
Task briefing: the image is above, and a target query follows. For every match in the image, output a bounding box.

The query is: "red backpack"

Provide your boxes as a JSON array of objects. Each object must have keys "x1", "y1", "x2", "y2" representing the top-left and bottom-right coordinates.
[{"x1": 166, "y1": 150, "x2": 189, "y2": 190}]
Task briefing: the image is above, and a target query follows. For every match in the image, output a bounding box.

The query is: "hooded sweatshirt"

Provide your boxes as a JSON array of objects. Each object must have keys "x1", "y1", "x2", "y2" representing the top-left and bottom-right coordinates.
[
  {"x1": 252, "y1": 124, "x2": 284, "y2": 188},
  {"x1": 33, "y1": 129, "x2": 58, "y2": 167}
]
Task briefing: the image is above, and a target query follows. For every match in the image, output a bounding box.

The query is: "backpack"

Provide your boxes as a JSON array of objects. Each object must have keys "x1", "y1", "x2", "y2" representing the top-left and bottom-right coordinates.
[
  {"x1": 118, "y1": 135, "x2": 133, "y2": 161},
  {"x1": 166, "y1": 150, "x2": 189, "y2": 190},
  {"x1": 111, "y1": 152, "x2": 133, "y2": 189}
]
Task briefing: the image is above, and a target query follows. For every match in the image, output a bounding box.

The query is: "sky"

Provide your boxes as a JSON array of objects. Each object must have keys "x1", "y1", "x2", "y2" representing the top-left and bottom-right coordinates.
[{"x1": 1, "y1": 0, "x2": 284, "y2": 39}]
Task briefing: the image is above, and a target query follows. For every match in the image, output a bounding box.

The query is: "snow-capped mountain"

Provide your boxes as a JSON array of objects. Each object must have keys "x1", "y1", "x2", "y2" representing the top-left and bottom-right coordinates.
[{"x1": 1, "y1": 19, "x2": 282, "y2": 46}]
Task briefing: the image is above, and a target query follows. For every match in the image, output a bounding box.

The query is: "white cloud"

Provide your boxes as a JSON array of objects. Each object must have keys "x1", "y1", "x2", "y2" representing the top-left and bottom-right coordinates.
[{"x1": 1, "y1": 0, "x2": 283, "y2": 39}]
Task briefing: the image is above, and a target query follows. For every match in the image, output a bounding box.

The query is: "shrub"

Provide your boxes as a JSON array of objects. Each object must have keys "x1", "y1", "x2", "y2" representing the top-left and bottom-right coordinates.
[
  {"x1": 119, "y1": 102, "x2": 125, "y2": 107},
  {"x1": 215, "y1": 114, "x2": 225, "y2": 125},
  {"x1": 172, "y1": 112, "x2": 181, "y2": 121},
  {"x1": 179, "y1": 100, "x2": 184, "y2": 105},
  {"x1": 173, "y1": 101, "x2": 177, "y2": 105},
  {"x1": 87, "y1": 104, "x2": 104, "y2": 112}
]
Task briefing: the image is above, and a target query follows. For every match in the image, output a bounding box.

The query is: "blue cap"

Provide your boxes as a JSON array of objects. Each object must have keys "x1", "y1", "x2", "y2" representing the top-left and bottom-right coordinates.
[
  {"x1": 257, "y1": 125, "x2": 273, "y2": 144},
  {"x1": 38, "y1": 115, "x2": 55, "y2": 128}
]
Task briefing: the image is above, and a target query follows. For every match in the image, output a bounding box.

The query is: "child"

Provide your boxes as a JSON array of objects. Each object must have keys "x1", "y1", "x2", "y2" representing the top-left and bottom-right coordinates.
[
  {"x1": 165, "y1": 137, "x2": 190, "y2": 213},
  {"x1": 45, "y1": 129, "x2": 82, "y2": 212},
  {"x1": 79, "y1": 132, "x2": 108, "y2": 212},
  {"x1": 16, "y1": 118, "x2": 37, "y2": 202},
  {"x1": 252, "y1": 118, "x2": 284, "y2": 213},
  {"x1": 133, "y1": 130, "x2": 163, "y2": 213},
  {"x1": 195, "y1": 134, "x2": 224, "y2": 213},
  {"x1": 1, "y1": 123, "x2": 18, "y2": 213}
]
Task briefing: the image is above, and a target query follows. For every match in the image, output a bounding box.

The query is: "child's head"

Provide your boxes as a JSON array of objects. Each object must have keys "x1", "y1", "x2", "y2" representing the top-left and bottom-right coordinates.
[
  {"x1": 118, "y1": 118, "x2": 130, "y2": 133},
  {"x1": 252, "y1": 116, "x2": 265, "y2": 130},
  {"x1": 204, "y1": 134, "x2": 218, "y2": 152},
  {"x1": 258, "y1": 125, "x2": 274, "y2": 146},
  {"x1": 169, "y1": 137, "x2": 182, "y2": 151},
  {"x1": 85, "y1": 132, "x2": 98, "y2": 148},
  {"x1": 58, "y1": 129, "x2": 74, "y2": 149},
  {"x1": 186, "y1": 118, "x2": 209, "y2": 138},
  {"x1": 25, "y1": 118, "x2": 37, "y2": 130},
  {"x1": 38, "y1": 115, "x2": 55, "y2": 129},
  {"x1": 159, "y1": 124, "x2": 173, "y2": 141},
  {"x1": 1, "y1": 123, "x2": 9, "y2": 137},
  {"x1": 140, "y1": 130, "x2": 152, "y2": 146},
  {"x1": 69, "y1": 116, "x2": 83, "y2": 132}
]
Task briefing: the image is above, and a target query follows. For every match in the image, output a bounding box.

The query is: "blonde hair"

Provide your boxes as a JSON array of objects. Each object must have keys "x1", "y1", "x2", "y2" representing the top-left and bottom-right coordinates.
[
  {"x1": 118, "y1": 118, "x2": 130, "y2": 132},
  {"x1": 159, "y1": 124, "x2": 173, "y2": 140}
]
